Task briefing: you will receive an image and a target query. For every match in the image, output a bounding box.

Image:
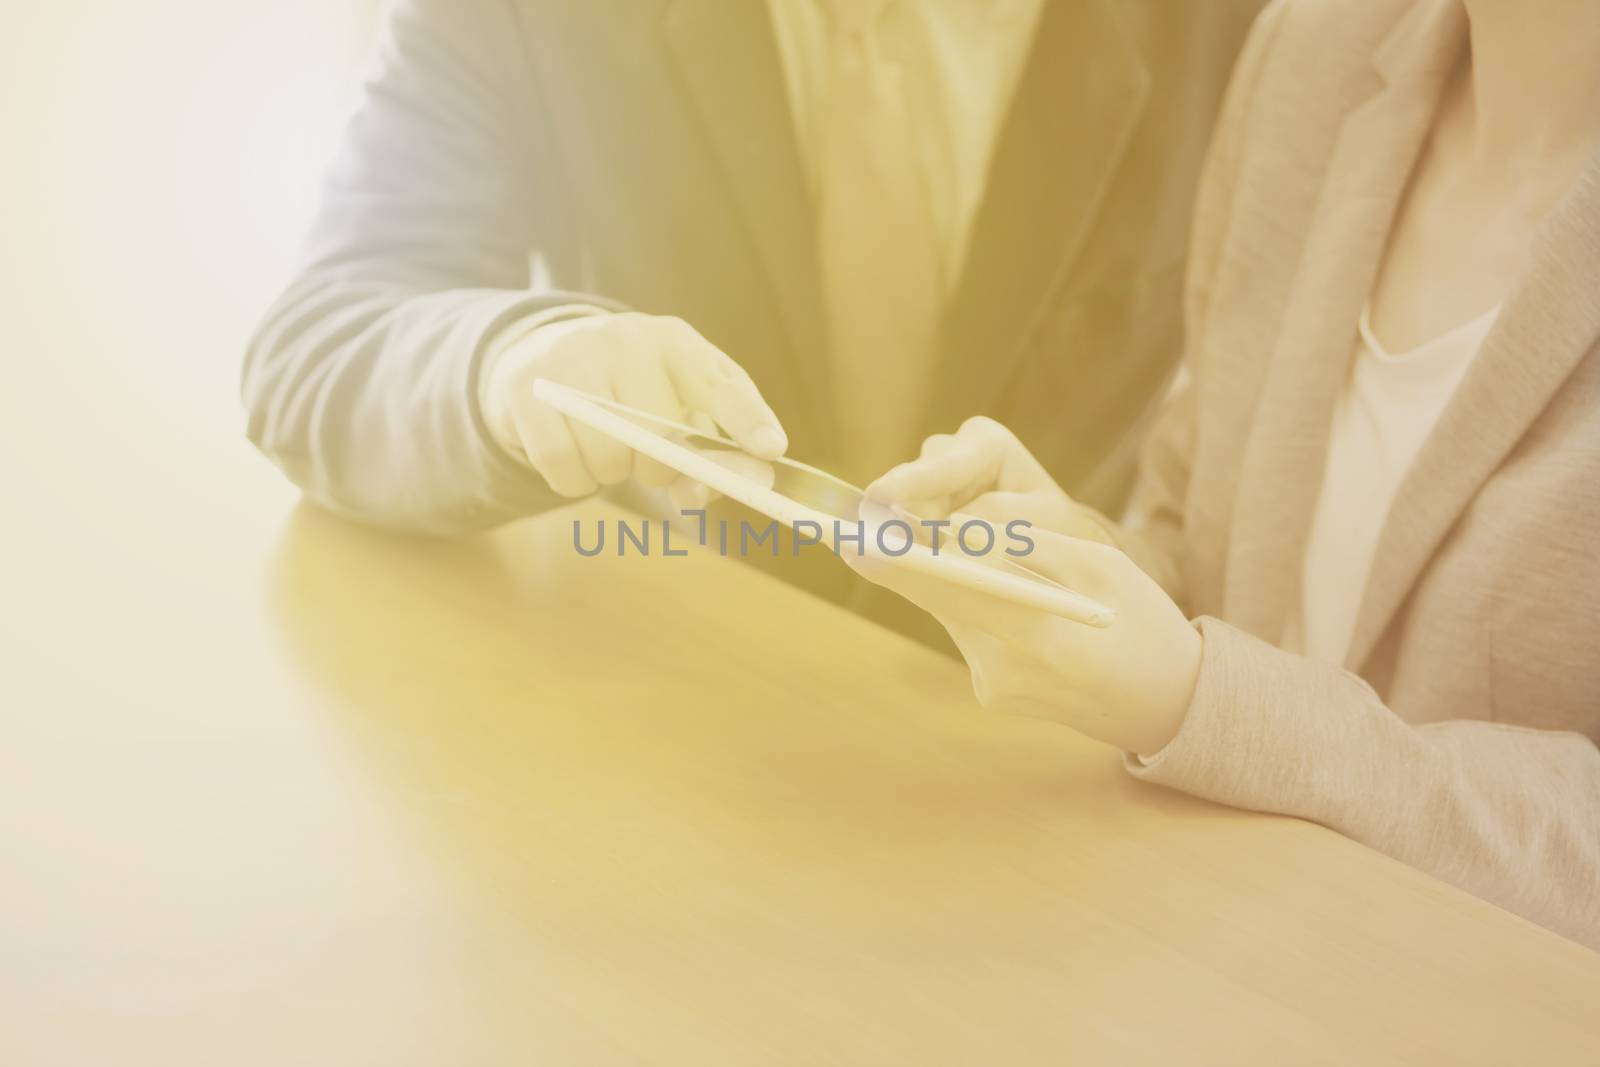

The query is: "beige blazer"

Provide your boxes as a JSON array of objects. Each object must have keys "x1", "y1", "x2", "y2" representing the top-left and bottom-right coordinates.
[{"x1": 1123, "y1": 0, "x2": 1600, "y2": 948}]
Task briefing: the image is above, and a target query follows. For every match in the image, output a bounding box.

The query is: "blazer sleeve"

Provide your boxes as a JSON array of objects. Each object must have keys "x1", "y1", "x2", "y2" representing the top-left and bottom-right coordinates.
[
  {"x1": 1119, "y1": 1, "x2": 1286, "y2": 600},
  {"x1": 241, "y1": 0, "x2": 623, "y2": 531},
  {"x1": 1128, "y1": 618, "x2": 1600, "y2": 949}
]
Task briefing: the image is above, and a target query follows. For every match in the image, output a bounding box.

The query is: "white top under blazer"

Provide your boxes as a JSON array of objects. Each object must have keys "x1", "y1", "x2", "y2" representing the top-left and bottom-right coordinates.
[{"x1": 1288, "y1": 302, "x2": 1501, "y2": 664}]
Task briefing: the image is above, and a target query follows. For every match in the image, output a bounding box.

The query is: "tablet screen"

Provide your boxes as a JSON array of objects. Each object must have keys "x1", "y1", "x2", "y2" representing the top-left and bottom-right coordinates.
[
  {"x1": 576, "y1": 391, "x2": 870, "y2": 523},
  {"x1": 533, "y1": 378, "x2": 1116, "y2": 626},
  {"x1": 571, "y1": 387, "x2": 1010, "y2": 559}
]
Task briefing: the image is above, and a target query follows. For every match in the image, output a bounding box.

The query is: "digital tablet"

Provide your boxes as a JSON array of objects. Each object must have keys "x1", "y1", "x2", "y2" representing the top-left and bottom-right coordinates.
[{"x1": 530, "y1": 379, "x2": 1116, "y2": 627}]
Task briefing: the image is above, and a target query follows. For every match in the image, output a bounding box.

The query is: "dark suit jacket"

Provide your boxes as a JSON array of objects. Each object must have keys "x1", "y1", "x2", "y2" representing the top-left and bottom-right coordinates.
[{"x1": 242, "y1": 0, "x2": 1260, "y2": 631}]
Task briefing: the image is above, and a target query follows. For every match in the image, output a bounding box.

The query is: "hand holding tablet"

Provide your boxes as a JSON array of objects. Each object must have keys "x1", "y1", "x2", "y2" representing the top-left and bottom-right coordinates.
[{"x1": 530, "y1": 379, "x2": 1115, "y2": 627}]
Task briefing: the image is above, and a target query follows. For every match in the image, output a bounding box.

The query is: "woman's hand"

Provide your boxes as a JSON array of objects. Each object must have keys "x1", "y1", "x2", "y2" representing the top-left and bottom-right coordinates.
[
  {"x1": 848, "y1": 526, "x2": 1201, "y2": 756},
  {"x1": 865, "y1": 416, "x2": 1121, "y2": 547}
]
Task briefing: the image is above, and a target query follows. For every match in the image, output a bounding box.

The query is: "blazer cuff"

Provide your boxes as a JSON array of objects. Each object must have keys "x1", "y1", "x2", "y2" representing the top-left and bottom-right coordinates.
[
  {"x1": 378, "y1": 289, "x2": 623, "y2": 531},
  {"x1": 457, "y1": 295, "x2": 588, "y2": 505},
  {"x1": 1121, "y1": 616, "x2": 1387, "y2": 813},
  {"x1": 474, "y1": 302, "x2": 618, "y2": 465}
]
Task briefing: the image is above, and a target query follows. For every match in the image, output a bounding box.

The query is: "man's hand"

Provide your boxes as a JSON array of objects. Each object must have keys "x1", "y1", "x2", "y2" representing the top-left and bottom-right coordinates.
[
  {"x1": 865, "y1": 416, "x2": 1120, "y2": 547},
  {"x1": 482, "y1": 312, "x2": 787, "y2": 498}
]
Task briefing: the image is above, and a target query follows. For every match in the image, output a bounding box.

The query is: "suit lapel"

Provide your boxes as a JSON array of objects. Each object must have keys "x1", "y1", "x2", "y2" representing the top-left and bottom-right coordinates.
[
  {"x1": 1346, "y1": 149, "x2": 1600, "y2": 669},
  {"x1": 934, "y1": 0, "x2": 1149, "y2": 426},
  {"x1": 1223, "y1": 0, "x2": 1466, "y2": 642},
  {"x1": 662, "y1": 0, "x2": 830, "y2": 444}
]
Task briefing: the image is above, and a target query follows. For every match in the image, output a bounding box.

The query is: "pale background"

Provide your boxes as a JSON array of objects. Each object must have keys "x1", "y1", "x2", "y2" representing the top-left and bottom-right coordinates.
[
  {"x1": 0, "y1": 0, "x2": 384, "y2": 729},
  {"x1": 0, "y1": 4, "x2": 386, "y2": 1049},
  {"x1": 0, "y1": 0, "x2": 383, "y2": 556}
]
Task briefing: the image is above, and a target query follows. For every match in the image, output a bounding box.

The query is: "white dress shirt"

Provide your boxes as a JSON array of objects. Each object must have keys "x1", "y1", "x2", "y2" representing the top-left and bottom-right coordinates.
[
  {"x1": 767, "y1": 0, "x2": 1045, "y2": 289},
  {"x1": 483, "y1": 1, "x2": 1046, "y2": 466},
  {"x1": 1287, "y1": 303, "x2": 1499, "y2": 664}
]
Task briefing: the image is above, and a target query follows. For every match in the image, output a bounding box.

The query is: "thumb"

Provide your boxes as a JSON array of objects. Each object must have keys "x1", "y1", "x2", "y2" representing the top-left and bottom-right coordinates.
[
  {"x1": 661, "y1": 322, "x2": 788, "y2": 460},
  {"x1": 989, "y1": 525, "x2": 1128, "y2": 606},
  {"x1": 866, "y1": 432, "x2": 1006, "y2": 509},
  {"x1": 960, "y1": 492, "x2": 1120, "y2": 546}
]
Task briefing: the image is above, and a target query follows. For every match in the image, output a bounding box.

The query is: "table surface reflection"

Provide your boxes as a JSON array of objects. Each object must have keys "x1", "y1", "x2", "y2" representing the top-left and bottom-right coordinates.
[{"x1": 5, "y1": 497, "x2": 1600, "y2": 1066}]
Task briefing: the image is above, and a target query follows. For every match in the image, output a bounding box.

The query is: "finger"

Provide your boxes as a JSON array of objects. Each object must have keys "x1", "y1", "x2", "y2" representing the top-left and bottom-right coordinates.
[
  {"x1": 957, "y1": 492, "x2": 1032, "y2": 526},
  {"x1": 915, "y1": 432, "x2": 962, "y2": 471},
  {"x1": 991, "y1": 492, "x2": 1117, "y2": 546},
  {"x1": 865, "y1": 424, "x2": 1008, "y2": 510},
  {"x1": 943, "y1": 623, "x2": 1013, "y2": 711},
  {"x1": 658, "y1": 319, "x2": 788, "y2": 459},
  {"x1": 936, "y1": 510, "x2": 1118, "y2": 629},
  {"x1": 960, "y1": 414, "x2": 1057, "y2": 488},
  {"x1": 847, "y1": 546, "x2": 1023, "y2": 631},
  {"x1": 963, "y1": 492, "x2": 1122, "y2": 552},
  {"x1": 562, "y1": 364, "x2": 634, "y2": 487},
  {"x1": 849, "y1": 532, "x2": 1111, "y2": 639},
  {"x1": 698, "y1": 449, "x2": 776, "y2": 489},
  {"x1": 957, "y1": 491, "x2": 1086, "y2": 536},
  {"x1": 509, "y1": 387, "x2": 600, "y2": 498},
  {"x1": 893, "y1": 497, "x2": 948, "y2": 520},
  {"x1": 609, "y1": 359, "x2": 684, "y2": 488},
  {"x1": 885, "y1": 435, "x2": 960, "y2": 518},
  {"x1": 952, "y1": 637, "x2": 1063, "y2": 720},
  {"x1": 941, "y1": 623, "x2": 1063, "y2": 719},
  {"x1": 668, "y1": 477, "x2": 712, "y2": 512},
  {"x1": 945, "y1": 509, "x2": 1014, "y2": 570},
  {"x1": 669, "y1": 413, "x2": 722, "y2": 511},
  {"x1": 1003, "y1": 528, "x2": 1129, "y2": 605},
  {"x1": 882, "y1": 496, "x2": 955, "y2": 541}
]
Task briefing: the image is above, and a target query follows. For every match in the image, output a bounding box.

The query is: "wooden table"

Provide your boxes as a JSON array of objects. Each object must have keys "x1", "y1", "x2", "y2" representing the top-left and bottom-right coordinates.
[{"x1": 5, "y1": 481, "x2": 1600, "y2": 1065}]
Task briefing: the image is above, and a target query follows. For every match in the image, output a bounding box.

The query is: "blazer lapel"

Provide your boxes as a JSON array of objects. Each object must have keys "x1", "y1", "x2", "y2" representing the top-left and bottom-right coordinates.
[
  {"x1": 1223, "y1": 0, "x2": 1466, "y2": 642},
  {"x1": 662, "y1": 0, "x2": 831, "y2": 443},
  {"x1": 933, "y1": 0, "x2": 1149, "y2": 425},
  {"x1": 1347, "y1": 149, "x2": 1600, "y2": 669}
]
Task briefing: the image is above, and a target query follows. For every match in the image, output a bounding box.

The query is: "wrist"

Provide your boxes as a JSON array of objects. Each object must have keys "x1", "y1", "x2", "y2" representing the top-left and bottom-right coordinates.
[
  {"x1": 477, "y1": 304, "x2": 612, "y2": 462},
  {"x1": 1133, "y1": 620, "x2": 1203, "y2": 758}
]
